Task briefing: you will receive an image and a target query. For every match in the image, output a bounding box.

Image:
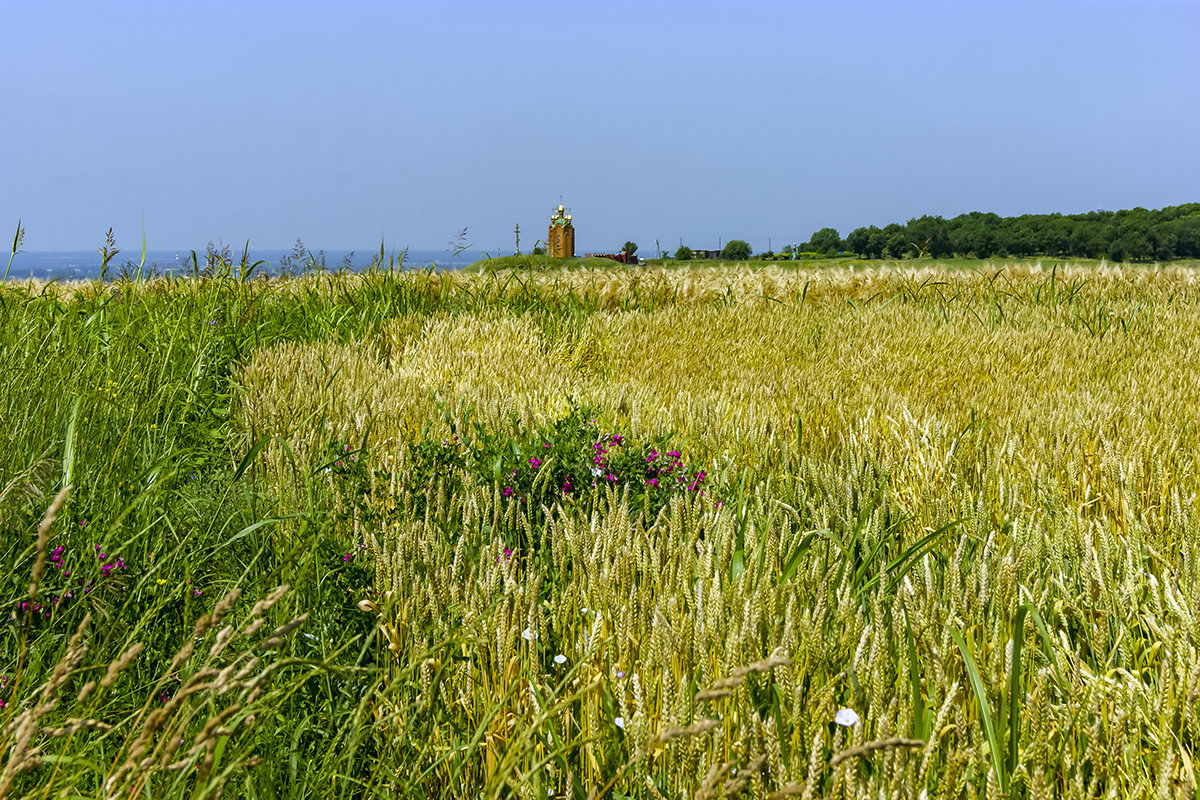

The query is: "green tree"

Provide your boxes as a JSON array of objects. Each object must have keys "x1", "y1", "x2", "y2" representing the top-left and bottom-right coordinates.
[
  {"x1": 906, "y1": 216, "x2": 951, "y2": 258},
  {"x1": 949, "y1": 212, "x2": 1001, "y2": 257},
  {"x1": 882, "y1": 224, "x2": 908, "y2": 258},
  {"x1": 1109, "y1": 230, "x2": 1153, "y2": 262},
  {"x1": 674, "y1": 245, "x2": 693, "y2": 260},
  {"x1": 846, "y1": 226, "x2": 884, "y2": 258},
  {"x1": 622, "y1": 241, "x2": 638, "y2": 256},
  {"x1": 720, "y1": 240, "x2": 752, "y2": 260},
  {"x1": 1168, "y1": 216, "x2": 1200, "y2": 258},
  {"x1": 1069, "y1": 222, "x2": 1107, "y2": 259},
  {"x1": 808, "y1": 227, "x2": 842, "y2": 256}
]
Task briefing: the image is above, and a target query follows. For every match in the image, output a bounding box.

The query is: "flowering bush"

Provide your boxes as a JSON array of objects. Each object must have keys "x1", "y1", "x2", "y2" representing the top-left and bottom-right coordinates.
[{"x1": 404, "y1": 404, "x2": 707, "y2": 527}]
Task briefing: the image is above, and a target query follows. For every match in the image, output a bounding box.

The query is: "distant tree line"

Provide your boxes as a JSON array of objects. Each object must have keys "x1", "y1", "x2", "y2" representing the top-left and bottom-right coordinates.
[{"x1": 794, "y1": 204, "x2": 1200, "y2": 262}]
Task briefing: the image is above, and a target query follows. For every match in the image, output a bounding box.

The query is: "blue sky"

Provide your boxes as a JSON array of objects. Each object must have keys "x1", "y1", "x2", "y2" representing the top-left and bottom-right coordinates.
[{"x1": 4, "y1": 0, "x2": 1197, "y2": 255}]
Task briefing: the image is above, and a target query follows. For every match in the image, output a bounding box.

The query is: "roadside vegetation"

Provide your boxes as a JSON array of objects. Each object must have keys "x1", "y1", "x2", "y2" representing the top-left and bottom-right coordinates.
[{"x1": 3, "y1": 260, "x2": 1200, "y2": 798}]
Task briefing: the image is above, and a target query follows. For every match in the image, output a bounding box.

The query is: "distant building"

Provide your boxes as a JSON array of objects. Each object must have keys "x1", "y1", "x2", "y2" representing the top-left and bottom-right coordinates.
[
  {"x1": 690, "y1": 249, "x2": 720, "y2": 259},
  {"x1": 548, "y1": 204, "x2": 575, "y2": 258}
]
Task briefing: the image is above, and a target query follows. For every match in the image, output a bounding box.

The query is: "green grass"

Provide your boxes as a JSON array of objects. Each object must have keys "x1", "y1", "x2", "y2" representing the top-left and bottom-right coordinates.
[{"x1": 0, "y1": 276, "x2": 396, "y2": 797}]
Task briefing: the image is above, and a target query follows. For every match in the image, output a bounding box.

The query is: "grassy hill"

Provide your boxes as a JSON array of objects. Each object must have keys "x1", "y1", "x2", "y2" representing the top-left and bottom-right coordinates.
[{"x1": 461, "y1": 254, "x2": 627, "y2": 272}]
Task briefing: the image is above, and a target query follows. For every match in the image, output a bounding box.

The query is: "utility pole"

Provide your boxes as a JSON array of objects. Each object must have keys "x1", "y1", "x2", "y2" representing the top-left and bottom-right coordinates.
[{"x1": 514, "y1": 223, "x2": 520, "y2": 255}]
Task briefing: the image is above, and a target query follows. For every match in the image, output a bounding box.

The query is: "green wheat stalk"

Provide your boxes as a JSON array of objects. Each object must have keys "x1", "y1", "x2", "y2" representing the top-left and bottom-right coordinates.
[{"x1": 4, "y1": 219, "x2": 24, "y2": 281}]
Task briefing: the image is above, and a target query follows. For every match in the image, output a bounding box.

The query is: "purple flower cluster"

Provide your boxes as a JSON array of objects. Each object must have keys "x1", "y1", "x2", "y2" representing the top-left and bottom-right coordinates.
[
  {"x1": 643, "y1": 449, "x2": 705, "y2": 492},
  {"x1": 586, "y1": 437, "x2": 707, "y2": 494},
  {"x1": 51, "y1": 545, "x2": 68, "y2": 577},
  {"x1": 95, "y1": 544, "x2": 128, "y2": 577},
  {"x1": 15, "y1": 598, "x2": 59, "y2": 619},
  {"x1": 500, "y1": 448, "x2": 551, "y2": 500},
  {"x1": 591, "y1": 434, "x2": 626, "y2": 484},
  {"x1": 329, "y1": 442, "x2": 363, "y2": 472},
  {"x1": 337, "y1": 542, "x2": 367, "y2": 564},
  {"x1": 10, "y1": 541, "x2": 130, "y2": 625}
]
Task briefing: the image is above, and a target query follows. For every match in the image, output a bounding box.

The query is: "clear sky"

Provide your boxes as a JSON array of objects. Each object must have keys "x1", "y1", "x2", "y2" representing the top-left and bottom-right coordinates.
[{"x1": 3, "y1": 0, "x2": 1197, "y2": 255}]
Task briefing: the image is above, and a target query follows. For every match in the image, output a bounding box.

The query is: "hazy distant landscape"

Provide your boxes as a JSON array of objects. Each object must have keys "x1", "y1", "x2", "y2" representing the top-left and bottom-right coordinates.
[{"x1": 8, "y1": 202, "x2": 1197, "y2": 284}]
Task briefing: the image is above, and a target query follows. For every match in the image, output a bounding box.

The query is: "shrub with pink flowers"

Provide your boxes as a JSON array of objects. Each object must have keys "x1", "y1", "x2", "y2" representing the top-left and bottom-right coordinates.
[{"x1": 403, "y1": 404, "x2": 708, "y2": 529}]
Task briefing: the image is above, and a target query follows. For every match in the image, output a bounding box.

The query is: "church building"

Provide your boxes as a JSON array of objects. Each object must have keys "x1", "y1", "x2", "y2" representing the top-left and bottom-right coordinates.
[{"x1": 548, "y1": 204, "x2": 575, "y2": 258}]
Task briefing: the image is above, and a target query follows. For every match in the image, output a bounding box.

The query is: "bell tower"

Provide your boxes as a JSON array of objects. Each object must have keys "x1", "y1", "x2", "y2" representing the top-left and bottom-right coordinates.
[{"x1": 548, "y1": 203, "x2": 575, "y2": 258}]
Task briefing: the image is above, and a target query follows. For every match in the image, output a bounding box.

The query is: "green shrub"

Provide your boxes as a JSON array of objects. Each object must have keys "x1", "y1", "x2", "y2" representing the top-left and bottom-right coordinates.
[{"x1": 404, "y1": 404, "x2": 707, "y2": 533}]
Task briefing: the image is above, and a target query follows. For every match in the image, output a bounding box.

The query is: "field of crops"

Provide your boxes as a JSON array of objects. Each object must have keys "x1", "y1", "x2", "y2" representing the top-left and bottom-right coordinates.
[{"x1": 3, "y1": 262, "x2": 1200, "y2": 799}]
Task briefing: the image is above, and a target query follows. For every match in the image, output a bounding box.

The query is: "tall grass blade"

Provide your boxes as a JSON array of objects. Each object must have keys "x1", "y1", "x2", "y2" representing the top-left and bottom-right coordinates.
[
  {"x1": 137, "y1": 218, "x2": 146, "y2": 281},
  {"x1": 5, "y1": 218, "x2": 23, "y2": 281},
  {"x1": 62, "y1": 396, "x2": 82, "y2": 490},
  {"x1": 951, "y1": 628, "x2": 1006, "y2": 795},
  {"x1": 216, "y1": 514, "x2": 301, "y2": 550},
  {"x1": 904, "y1": 608, "x2": 929, "y2": 739},
  {"x1": 1007, "y1": 606, "x2": 1028, "y2": 777}
]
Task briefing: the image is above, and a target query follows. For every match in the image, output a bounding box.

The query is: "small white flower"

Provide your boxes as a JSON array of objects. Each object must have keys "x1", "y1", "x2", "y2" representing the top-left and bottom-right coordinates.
[
  {"x1": 554, "y1": 653, "x2": 567, "y2": 664},
  {"x1": 614, "y1": 716, "x2": 625, "y2": 729},
  {"x1": 591, "y1": 467, "x2": 603, "y2": 477},
  {"x1": 834, "y1": 707, "x2": 860, "y2": 727},
  {"x1": 581, "y1": 607, "x2": 589, "y2": 615},
  {"x1": 521, "y1": 627, "x2": 536, "y2": 641}
]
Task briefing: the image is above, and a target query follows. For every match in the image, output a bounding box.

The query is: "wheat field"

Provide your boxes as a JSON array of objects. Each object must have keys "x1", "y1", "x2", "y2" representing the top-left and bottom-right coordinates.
[{"x1": 4, "y1": 263, "x2": 1200, "y2": 798}]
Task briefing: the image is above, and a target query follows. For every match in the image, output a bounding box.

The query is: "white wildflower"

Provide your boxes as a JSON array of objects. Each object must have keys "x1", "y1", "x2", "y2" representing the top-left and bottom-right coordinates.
[{"x1": 834, "y1": 707, "x2": 860, "y2": 727}]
